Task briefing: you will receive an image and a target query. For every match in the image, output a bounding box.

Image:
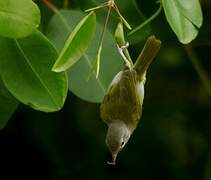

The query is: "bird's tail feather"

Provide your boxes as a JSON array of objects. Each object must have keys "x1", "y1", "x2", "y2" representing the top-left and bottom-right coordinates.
[{"x1": 134, "y1": 35, "x2": 161, "y2": 80}]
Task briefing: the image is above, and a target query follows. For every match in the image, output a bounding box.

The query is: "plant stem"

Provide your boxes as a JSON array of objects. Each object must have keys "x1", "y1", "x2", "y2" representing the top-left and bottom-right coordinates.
[
  {"x1": 99, "y1": 6, "x2": 112, "y2": 48},
  {"x1": 85, "y1": 2, "x2": 108, "y2": 12},
  {"x1": 41, "y1": 0, "x2": 58, "y2": 13},
  {"x1": 184, "y1": 45, "x2": 211, "y2": 96},
  {"x1": 113, "y1": 4, "x2": 132, "y2": 30},
  {"x1": 128, "y1": 4, "x2": 162, "y2": 36},
  {"x1": 94, "y1": 6, "x2": 112, "y2": 78}
]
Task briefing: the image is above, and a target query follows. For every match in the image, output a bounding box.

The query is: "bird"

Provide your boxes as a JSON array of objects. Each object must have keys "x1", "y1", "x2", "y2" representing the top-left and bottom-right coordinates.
[{"x1": 100, "y1": 35, "x2": 161, "y2": 165}]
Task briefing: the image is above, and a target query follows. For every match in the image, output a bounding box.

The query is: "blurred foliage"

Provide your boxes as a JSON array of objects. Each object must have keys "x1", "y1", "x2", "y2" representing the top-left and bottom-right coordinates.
[
  {"x1": 0, "y1": 0, "x2": 211, "y2": 180},
  {"x1": 46, "y1": 10, "x2": 123, "y2": 102}
]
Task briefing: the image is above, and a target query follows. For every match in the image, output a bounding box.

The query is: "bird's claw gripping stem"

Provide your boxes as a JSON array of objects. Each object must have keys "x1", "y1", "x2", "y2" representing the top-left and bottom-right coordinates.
[{"x1": 117, "y1": 42, "x2": 132, "y2": 70}]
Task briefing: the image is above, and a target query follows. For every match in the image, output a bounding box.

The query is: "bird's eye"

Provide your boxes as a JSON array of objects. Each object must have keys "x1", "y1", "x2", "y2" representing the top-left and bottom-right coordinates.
[{"x1": 121, "y1": 141, "x2": 125, "y2": 146}]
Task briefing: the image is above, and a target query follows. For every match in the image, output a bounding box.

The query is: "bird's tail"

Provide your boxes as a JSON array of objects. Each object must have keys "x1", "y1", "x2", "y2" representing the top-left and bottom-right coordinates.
[{"x1": 134, "y1": 35, "x2": 161, "y2": 80}]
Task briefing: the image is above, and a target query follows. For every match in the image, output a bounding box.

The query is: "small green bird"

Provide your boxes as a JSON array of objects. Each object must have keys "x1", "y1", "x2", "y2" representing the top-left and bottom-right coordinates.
[{"x1": 100, "y1": 35, "x2": 161, "y2": 165}]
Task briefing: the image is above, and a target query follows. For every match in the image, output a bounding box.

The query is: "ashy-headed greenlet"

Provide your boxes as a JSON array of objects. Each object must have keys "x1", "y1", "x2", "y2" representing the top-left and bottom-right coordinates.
[{"x1": 100, "y1": 35, "x2": 161, "y2": 165}]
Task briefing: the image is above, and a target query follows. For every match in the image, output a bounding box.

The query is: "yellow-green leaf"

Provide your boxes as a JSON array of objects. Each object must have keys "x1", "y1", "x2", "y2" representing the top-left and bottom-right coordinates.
[
  {"x1": 0, "y1": 0, "x2": 40, "y2": 38},
  {"x1": 46, "y1": 10, "x2": 123, "y2": 103},
  {"x1": 52, "y1": 12, "x2": 96, "y2": 72},
  {"x1": 0, "y1": 31, "x2": 68, "y2": 112}
]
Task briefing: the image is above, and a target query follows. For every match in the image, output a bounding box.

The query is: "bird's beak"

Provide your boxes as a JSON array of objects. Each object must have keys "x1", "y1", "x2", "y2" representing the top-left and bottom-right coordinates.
[
  {"x1": 112, "y1": 153, "x2": 117, "y2": 164},
  {"x1": 107, "y1": 153, "x2": 117, "y2": 165}
]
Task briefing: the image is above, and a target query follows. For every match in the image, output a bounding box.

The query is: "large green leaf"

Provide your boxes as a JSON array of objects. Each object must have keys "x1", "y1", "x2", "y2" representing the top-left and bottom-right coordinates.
[
  {"x1": 174, "y1": 0, "x2": 203, "y2": 28},
  {"x1": 0, "y1": 78, "x2": 18, "y2": 129},
  {"x1": 0, "y1": 31, "x2": 68, "y2": 112},
  {"x1": 52, "y1": 12, "x2": 96, "y2": 72},
  {"x1": 46, "y1": 10, "x2": 123, "y2": 103},
  {"x1": 162, "y1": 0, "x2": 203, "y2": 44},
  {"x1": 0, "y1": 0, "x2": 40, "y2": 38}
]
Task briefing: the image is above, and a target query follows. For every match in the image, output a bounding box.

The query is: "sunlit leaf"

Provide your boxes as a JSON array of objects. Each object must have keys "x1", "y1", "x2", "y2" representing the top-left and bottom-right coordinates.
[
  {"x1": 0, "y1": 78, "x2": 18, "y2": 129},
  {"x1": 52, "y1": 12, "x2": 96, "y2": 72},
  {"x1": 0, "y1": 31, "x2": 68, "y2": 112},
  {"x1": 0, "y1": 0, "x2": 40, "y2": 38},
  {"x1": 47, "y1": 10, "x2": 123, "y2": 103},
  {"x1": 162, "y1": 0, "x2": 203, "y2": 44}
]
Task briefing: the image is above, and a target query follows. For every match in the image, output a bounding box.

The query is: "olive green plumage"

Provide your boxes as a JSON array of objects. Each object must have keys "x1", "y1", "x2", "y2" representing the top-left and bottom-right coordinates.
[
  {"x1": 100, "y1": 35, "x2": 161, "y2": 165},
  {"x1": 100, "y1": 69, "x2": 142, "y2": 131}
]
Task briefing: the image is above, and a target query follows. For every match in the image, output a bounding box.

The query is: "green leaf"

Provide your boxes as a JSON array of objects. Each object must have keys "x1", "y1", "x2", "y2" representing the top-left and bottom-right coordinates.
[
  {"x1": 0, "y1": 31, "x2": 68, "y2": 112},
  {"x1": 0, "y1": 78, "x2": 18, "y2": 129},
  {"x1": 46, "y1": 10, "x2": 123, "y2": 103},
  {"x1": 0, "y1": 0, "x2": 40, "y2": 38},
  {"x1": 52, "y1": 12, "x2": 96, "y2": 72},
  {"x1": 174, "y1": 0, "x2": 203, "y2": 28},
  {"x1": 162, "y1": 0, "x2": 203, "y2": 44}
]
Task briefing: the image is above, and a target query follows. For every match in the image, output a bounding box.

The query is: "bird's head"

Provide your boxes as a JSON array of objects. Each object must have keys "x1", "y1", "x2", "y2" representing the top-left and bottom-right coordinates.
[{"x1": 106, "y1": 120, "x2": 132, "y2": 165}]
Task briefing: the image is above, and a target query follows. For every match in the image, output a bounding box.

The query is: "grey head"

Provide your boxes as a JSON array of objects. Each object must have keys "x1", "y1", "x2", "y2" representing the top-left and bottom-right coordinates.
[{"x1": 106, "y1": 120, "x2": 132, "y2": 165}]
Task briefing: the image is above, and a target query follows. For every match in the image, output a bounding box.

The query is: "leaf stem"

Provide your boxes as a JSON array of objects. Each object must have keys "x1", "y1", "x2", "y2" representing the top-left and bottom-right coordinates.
[
  {"x1": 115, "y1": 21, "x2": 133, "y2": 66},
  {"x1": 94, "y1": 6, "x2": 112, "y2": 78},
  {"x1": 41, "y1": 0, "x2": 58, "y2": 13},
  {"x1": 99, "y1": 6, "x2": 112, "y2": 48},
  {"x1": 85, "y1": 0, "x2": 131, "y2": 29},
  {"x1": 184, "y1": 45, "x2": 211, "y2": 96},
  {"x1": 113, "y1": 4, "x2": 132, "y2": 30},
  {"x1": 85, "y1": 2, "x2": 108, "y2": 12},
  {"x1": 128, "y1": 3, "x2": 162, "y2": 36}
]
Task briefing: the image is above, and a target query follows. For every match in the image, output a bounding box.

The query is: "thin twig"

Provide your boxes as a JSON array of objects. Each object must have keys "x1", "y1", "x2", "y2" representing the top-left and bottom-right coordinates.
[
  {"x1": 99, "y1": 6, "x2": 112, "y2": 48},
  {"x1": 128, "y1": 3, "x2": 162, "y2": 36},
  {"x1": 85, "y1": 2, "x2": 108, "y2": 12},
  {"x1": 41, "y1": 0, "x2": 58, "y2": 13},
  {"x1": 184, "y1": 45, "x2": 211, "y2": 96},
  {"x1": 94, "y1": 5, "x2": 112, "y2": 78}
]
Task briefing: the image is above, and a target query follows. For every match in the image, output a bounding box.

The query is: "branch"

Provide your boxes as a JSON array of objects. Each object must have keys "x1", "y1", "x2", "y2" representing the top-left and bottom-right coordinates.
[
  {"x1": 41, "y1": 0, "x2": 58, "y2": 13},
  {"x1": 184, "y1": 45, "x2": 211, "y2": 96}
]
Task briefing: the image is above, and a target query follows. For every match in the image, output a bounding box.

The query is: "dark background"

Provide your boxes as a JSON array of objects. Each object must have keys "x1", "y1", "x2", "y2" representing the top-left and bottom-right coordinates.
[{"x1": 0, "y1": 0, "x2": 211, "y2": 179}]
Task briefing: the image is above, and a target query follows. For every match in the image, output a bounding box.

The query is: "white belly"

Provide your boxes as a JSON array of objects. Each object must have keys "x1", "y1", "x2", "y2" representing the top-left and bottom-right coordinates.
[{"x1": 136, "y1": 81, "x2": 144, "y2": 105}]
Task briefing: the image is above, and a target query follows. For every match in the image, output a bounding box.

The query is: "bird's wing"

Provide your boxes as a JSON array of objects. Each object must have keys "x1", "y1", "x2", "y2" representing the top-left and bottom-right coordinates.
[{"x1": 100, "y1": 69, "x2": 142, "y2": 128}]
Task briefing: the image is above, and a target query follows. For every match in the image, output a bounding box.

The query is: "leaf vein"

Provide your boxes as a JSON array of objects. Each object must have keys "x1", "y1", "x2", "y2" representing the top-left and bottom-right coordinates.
[
  {"x1": 83, "y1": 53, "x2": 106, "y2": 93},
  {"x1": 14, "y1": 40, "x2": 59, "y2": 108},
  {"x1": 56, "y1": 11, "x2": 106, "y2": 94},
  {"x1": 0, "y1": 8, "x2": 37, "y2": 27}
]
